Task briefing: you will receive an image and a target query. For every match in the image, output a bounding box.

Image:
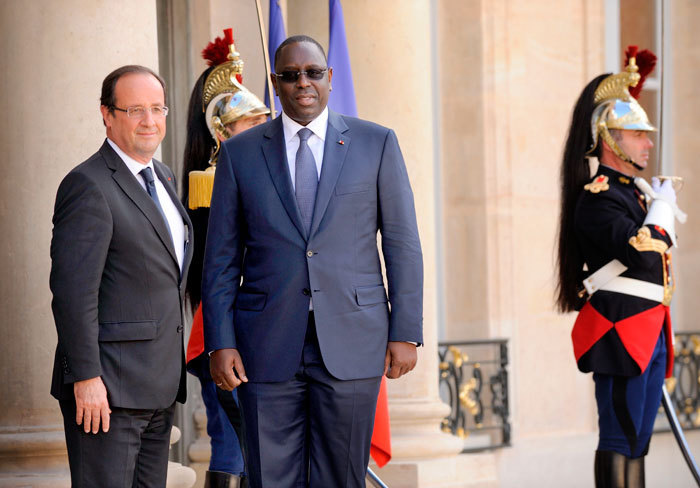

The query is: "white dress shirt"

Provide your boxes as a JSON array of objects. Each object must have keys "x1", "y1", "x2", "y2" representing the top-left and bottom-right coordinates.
[
  {"x1": 282, "y1": 107, "x2": 328, "y2": 189},
  {"x1": 107, "y1": 138, "x2": 186, "y2": 270}
]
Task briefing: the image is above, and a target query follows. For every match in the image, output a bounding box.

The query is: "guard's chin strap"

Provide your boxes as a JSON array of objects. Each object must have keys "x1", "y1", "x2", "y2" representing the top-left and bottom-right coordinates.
[{"x1": 627, "y1": 159, "x2": 645, "y2": 171}]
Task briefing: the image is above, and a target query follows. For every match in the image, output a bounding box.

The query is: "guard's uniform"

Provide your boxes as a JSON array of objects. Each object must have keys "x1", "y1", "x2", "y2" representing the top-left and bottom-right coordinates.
[
  {"x1": 572, "y1": 164, "x2": 675, "y2": 457},
  {"x1": 558, "y1": 46, "x2": 686, "y2": 484}
]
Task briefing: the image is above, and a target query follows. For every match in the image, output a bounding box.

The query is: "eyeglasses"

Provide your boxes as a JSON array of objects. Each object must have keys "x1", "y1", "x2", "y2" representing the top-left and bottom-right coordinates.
[
  {"x1": 272, "y1": 68, "x2": 328, "y2": 83},
  {"x1": 112, "y1": 105, "x2": 169, "y2": 118}
]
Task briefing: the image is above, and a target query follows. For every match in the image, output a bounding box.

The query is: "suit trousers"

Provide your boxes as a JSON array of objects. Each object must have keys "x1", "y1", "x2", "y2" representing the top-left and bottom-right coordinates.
[
  {"x1": 59, "y1": 398, "x2": 175, "y2": 488},
  {"x1": 237, "y1": 313, "x2": 382, "y2": 488},
  {"x1": 594, "y1": 331, "x2": 667, "y2": 458}
]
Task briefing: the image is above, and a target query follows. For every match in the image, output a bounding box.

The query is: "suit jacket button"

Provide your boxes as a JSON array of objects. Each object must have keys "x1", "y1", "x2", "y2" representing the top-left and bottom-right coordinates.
[
  {"x1": 306, "y1": 250, "x2": 314, "y2": 258},
  {"x1": 177, "y1": 325, "x2": 184, "y2": 333},
  {"x1": 63, "y1": 367, "x2": 70, "y2": 374},
  {"x1": 302, "y1": 288, "x2": 311, "y2": 296}
]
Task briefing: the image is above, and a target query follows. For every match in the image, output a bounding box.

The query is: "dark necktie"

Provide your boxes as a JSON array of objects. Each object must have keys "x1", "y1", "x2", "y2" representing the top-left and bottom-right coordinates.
[
  {"x1": 140, "y1": 167, "x2": 173, "y2": 238},
  {"x1": 295, "y1": 128, "x2": 318, "y2": 236}
]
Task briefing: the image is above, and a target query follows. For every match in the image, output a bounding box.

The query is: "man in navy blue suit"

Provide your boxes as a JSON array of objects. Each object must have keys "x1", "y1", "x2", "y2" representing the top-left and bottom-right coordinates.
[{"x1": 202, "y1": 35, "x2": 423, "y2": 487}]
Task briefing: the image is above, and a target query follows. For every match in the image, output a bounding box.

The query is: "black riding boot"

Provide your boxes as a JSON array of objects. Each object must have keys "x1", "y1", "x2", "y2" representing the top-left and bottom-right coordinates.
[
  {"x1": 204, "y1": 470, "x2": 245, "y2": 488},
  {"x1": 594, "y1": 450, "x2": 626, "y2": 488},
  {"x1": 625, "y1": 456, "x2": 645, "y2": 488}
]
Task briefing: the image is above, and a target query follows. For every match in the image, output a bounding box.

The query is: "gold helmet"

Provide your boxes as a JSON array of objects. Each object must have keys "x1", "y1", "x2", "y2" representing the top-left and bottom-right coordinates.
[
  {"x1": 205, "y1": 89, "x2": 270, "y2": 141},
  {"x1": 202, "y1": 28, "x2": 270, "y2": 149},
  {"x1": 189, "y1": 29, "x2": 270, "y2": 210},
  {"x1": 589, "y1": 46, "x2": 657, "y2": 166}
]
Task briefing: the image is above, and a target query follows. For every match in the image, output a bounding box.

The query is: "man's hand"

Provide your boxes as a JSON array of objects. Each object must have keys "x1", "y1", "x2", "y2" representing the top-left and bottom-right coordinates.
[
  {"x1": 73, "y1": 376, "x2": 111, "y2": 434},
  {"x1": 384, "y1": 341, "x2": 417, "y2": 379},
  {"x1": 210, "y1": 348, "x2": 248, "y2": 391}
]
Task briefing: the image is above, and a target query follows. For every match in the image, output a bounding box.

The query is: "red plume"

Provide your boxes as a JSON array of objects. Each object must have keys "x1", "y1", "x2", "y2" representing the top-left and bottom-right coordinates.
[
  {"x1": 202, "y1": 29, "x2": 234, "y2": 67},
  {"x1": 625, "y1": 45, "x2": 657, "y2": 99}
]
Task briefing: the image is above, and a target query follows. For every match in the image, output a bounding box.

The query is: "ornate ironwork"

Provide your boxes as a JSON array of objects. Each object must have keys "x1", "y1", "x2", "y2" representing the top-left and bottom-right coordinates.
[
  {"x1": 655, "y1": 332, "x2": 700, "y2": 432},
  {"x1": 438, "y1": 339, "x2": 510, "y2": 453}
]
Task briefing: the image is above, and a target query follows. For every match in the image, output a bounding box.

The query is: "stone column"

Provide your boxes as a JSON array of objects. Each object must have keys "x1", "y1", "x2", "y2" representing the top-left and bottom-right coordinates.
[
  {"x1": 443, "y1": 1, "x2": 605, "y2": 486},
  {"x1": 0, "y1": 1, "x2": 188, "y2": 486},
  {"x1": 669, "y1": 0, "x2": 700, "y2": 330}
]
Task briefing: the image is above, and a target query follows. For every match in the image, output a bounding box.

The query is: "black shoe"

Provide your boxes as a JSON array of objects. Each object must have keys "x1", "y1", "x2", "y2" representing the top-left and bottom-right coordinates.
[
  {"x1": 204, "y1": 470, "x2": 243, "y2": 488},
  {"x1": 594, "y1": 450, "x2": 626, "y2": 488}
]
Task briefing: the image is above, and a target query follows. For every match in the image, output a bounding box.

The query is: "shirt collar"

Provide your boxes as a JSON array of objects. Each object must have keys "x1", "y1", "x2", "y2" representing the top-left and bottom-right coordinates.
[
  {"x1": 282, "y1": 107, "x2": 329, "y2": 144},
  {"x1": 107, "y1": 138, "x2": 155, "y2": 178}
]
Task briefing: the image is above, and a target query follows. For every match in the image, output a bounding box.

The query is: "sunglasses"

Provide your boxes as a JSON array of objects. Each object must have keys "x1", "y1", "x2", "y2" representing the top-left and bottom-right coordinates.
[{"x1": 272, "y1": 68, "x2": 328, "y2": 83}]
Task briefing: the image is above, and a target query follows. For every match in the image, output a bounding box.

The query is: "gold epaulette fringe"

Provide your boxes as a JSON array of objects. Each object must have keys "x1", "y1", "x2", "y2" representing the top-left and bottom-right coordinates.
[
  {"x1": 628, "y1": 226, "x2": 669, "y2": 254},
  {"x1": 188, "y1": 167, "x2": 216, "y2": 209}
]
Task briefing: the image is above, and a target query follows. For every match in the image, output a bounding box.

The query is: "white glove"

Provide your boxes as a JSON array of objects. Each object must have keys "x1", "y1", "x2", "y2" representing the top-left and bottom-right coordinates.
[
  {"x1": 636, "y1": 177, "x2": 687, "y2": 224},
  {"x1": 638, "y1": 177, "x2": 678, "y2": 247},
  {"x1": 651, "y1": 177, "x2": 677, "y2": 205}
]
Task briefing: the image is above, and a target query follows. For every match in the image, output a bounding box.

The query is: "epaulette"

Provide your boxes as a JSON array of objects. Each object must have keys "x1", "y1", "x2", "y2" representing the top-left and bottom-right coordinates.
[{"x1": 584, "y1": 175, "x2": 609, "y2": 194}]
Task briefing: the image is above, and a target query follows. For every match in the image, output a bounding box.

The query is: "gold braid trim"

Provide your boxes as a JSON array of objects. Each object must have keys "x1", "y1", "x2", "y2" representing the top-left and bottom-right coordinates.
[
  {"x1": 663, "y1": 252, "x2": 675, "y2": 306},
  {"x1": 628, "y1": 226, "x2": 669, "y2": 253},
  {"x1": 188, "y1": 166, "x2": 216, "y2": 210},
  {"x1": 628, "y1": 226, "x2": 674, "y2": 305}
]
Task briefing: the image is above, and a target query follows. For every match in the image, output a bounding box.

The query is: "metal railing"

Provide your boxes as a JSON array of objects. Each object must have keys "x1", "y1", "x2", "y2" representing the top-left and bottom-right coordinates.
[
  {"x1": 438, "y1": 339, "x2": 510, "y2": 453},
  {"x1": 438, "y1": 332, "x2": 700, "y2": 450},
  {"x1": 655, "y1": 332, "x2": 700, "y2": 432}
]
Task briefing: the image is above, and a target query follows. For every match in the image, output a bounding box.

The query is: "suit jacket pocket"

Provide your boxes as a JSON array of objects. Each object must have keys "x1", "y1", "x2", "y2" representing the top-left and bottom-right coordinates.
[
  {"x1": 336, "y1": 183, "x2": 372, "y2": 195},
  {"x1": 355, "y1": 285, "x2": 388, "y2": 306},
  {"x1": 98, "y1": 321, "x2": 157, "y2": 342},
  {"x1": 235, "y1": 291, "x2": 267, "y2": 311}
]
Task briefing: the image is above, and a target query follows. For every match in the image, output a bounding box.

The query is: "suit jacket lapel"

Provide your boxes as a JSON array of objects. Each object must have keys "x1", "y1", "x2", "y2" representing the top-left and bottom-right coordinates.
[
  {"x1": 101, "y1": 141, "x2": 180, "y2": 267},
  {"x1": 309, "y1": 111, "x2": 350, "y2": 238},
  {"x1": 153, "y1": 162, "x2": 194, "y2": 281},
  {"x1": 262, "y1": 118, "x2": 307, "y2": 240}
]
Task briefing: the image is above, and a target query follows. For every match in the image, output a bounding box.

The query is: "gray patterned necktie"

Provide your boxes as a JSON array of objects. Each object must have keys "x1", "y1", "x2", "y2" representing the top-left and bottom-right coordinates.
[{"x1": 295, "y1": 128, "x2": 318, "y2": 236}]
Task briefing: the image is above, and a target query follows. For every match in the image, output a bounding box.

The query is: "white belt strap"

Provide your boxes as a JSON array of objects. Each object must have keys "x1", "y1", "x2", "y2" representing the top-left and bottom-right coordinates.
[
  {"x1": 583, "y1": 259, "x2": 628, "y2": 295},
  {"x1": 582, "y1": 258, "x2": 664, "y2": 303},
  {"x1": 598, "y1": 277, "x2": 664, "y2": 303}
]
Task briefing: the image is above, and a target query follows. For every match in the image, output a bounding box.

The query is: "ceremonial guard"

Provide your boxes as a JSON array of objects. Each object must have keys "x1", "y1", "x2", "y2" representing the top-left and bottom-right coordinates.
[
  {"x1": 556, "y1": 46, "x2": 686, "y2": 487},
  {"x1": 182, "y1": 29, "x2": 269, "y2": 488}
]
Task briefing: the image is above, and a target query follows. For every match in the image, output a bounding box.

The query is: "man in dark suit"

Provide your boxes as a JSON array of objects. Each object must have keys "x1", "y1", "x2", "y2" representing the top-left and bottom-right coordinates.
[
  {"x1": 50, "y1": 65, "x2": 193, "y2": 488},
  {"x1": 202, "y1": 35, "x2": 423, "y2": 487}
]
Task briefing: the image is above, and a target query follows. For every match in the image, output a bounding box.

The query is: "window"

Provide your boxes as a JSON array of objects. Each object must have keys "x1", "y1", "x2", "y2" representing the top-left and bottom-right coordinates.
[{"x1": 607, "y1": 0, "x2": 671, "y2": 176}]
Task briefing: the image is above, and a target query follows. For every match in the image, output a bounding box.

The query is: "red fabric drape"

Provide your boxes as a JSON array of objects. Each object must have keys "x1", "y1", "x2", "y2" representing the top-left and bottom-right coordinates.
[
  {"x1": 186, "y1": 305, "x2": 205, "y2": 364},
  {"x1": 370, "y1": 375, "x2": 392, "y2": 467}
]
